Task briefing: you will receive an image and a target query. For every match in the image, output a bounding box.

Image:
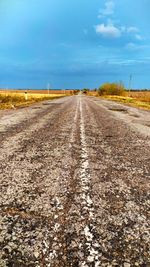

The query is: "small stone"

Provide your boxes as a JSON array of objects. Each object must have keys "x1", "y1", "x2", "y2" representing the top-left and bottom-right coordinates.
[
  {"x1": 87, "y1": 255, "x2": 94, "y2": 262},
  {"x1": 124, "y1": 263, "x2": 130, "y2": 267},
  {"x1": 34, "y1": 251, "x2": 40, "y2": 258},
  {"x1": 71, "y1": 240, "x2": 77, "y2": 248}
]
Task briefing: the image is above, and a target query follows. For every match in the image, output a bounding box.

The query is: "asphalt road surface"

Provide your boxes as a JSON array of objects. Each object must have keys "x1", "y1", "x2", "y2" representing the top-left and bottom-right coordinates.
[{"x1": 0, "y1": 95, "x2": 150, "y2": 267}]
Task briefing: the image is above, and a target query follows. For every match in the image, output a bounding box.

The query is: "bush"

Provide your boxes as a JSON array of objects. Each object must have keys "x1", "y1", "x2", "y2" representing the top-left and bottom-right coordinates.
[
  {"x1": 98, "y1": 82, "x2": 126, "y2": 96},
  {"x1": 0, "y1": 94, "x2": 24, "y2": 103},
  {"x1": 82, "y1": 88, "x2": 89, "y2": 94}
]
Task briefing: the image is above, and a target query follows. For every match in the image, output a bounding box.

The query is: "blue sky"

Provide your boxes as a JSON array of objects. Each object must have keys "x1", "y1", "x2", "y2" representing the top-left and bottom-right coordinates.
[{"x1": 0, "y1": 0, "x2": 150, "y2": 89}]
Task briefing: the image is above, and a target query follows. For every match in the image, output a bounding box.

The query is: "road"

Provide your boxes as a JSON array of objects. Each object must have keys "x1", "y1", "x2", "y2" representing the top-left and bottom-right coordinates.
[{"x1": 0, "y1": 95, "x2": 150, "y2": 267}]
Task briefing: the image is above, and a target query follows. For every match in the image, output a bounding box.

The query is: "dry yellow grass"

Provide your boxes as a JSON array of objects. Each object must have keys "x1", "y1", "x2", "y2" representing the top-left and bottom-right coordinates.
[
  {"x1": 100, "y1": 93, "x2": 150, "y2": 110},
  {"x1": 87, "y1": 89, "x2": 150, "y2": 110},
  {"x1": 128, "y1": 91, "x2": 150, "y2": 103},
  {"x1": 0, "y1": 90, "x2": 66, "y2": 109},
  {"x1": 86, "y1": 91, "x2": 98, "y2": 97}
]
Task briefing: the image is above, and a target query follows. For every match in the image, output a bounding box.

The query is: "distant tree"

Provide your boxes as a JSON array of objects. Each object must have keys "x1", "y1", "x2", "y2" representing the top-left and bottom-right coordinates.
[
  {"x1": 98, "y1": 82, "x2": 126, "y2": 96},
  {"x1": 82, "y1": 88, "x2": 89, "y2": 94}
]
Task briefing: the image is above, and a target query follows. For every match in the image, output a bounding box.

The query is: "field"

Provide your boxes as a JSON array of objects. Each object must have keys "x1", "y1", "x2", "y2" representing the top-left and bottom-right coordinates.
[
  {"x1": 128, "y1": 90, "x2": 150, "y2": 102},
  {"x1": 1, "y1": 89, "x2": 150, "y2": 110},
  {"x1": 0, "y1": 90, "x2": 72, "y2": 109}
]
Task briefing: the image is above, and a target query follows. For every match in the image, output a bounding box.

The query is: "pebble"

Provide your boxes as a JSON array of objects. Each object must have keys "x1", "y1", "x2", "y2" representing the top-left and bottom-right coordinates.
[
  {"x1": 34, "y1": 251, "x2": 40, "y2": 258},
  {"x1": 87, "y1": 255, "x2": 94, "y2": 262}
]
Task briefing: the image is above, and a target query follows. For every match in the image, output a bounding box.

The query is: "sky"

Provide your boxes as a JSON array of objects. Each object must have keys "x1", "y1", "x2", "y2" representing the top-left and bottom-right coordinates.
[{"x1": 0, "y1": 0, "x2": 150, "y2": 89}]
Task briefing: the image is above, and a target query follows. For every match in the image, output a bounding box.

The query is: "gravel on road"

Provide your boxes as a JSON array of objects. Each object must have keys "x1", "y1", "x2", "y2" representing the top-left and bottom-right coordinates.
[{"x1": 0, "y1": 95, "x2": 149, "y2": 267}]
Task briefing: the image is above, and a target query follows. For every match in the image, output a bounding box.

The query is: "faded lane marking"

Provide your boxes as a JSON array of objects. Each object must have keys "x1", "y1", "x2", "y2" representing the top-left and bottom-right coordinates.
[{"x1": 79, "y1": 97, "x2": 100, "y2": 267}]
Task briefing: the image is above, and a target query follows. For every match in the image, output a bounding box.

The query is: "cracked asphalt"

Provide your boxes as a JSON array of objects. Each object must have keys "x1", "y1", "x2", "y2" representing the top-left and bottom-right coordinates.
[{"x1": 0, "y1": 95, "x2": 150, "y2": 267}]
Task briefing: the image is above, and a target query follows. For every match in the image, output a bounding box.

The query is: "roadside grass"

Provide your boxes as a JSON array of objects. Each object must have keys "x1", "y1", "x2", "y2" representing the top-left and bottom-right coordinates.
[
  {"x1": 128, "y1": 91, "x2": 150, "y2": 103},
  {"x1": 99, "y1": 94, "x2": 150, "y2": 110},
  {"x1": 87, "y1": 91, "x2": 98, "y2": 97},
  {"x1": 0, "y1": 91, "x2": 66, "y2": 109}
]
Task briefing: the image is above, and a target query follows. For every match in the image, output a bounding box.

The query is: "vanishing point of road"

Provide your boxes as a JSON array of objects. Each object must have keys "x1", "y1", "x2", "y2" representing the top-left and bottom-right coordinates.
[{"x1": 0, "y1": 95, "x2": 150, "y2": 267}]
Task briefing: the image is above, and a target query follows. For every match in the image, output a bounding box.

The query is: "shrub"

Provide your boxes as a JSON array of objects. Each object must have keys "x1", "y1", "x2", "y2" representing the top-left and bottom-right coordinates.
[
  {"x1": 82, "y1": 88, "x2": 89, "y2": 94},
  {"x1": 0, "y1": 94, "x2": 24, "y2": 103},
  {"x1": 98, "y1": 82, "x2": 126, "y2": 96}
]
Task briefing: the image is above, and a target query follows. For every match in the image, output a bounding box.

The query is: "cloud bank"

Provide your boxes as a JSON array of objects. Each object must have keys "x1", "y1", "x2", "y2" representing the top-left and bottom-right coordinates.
[{"x1": 95, "y1": 23, "x2": 121, "y2": 38}]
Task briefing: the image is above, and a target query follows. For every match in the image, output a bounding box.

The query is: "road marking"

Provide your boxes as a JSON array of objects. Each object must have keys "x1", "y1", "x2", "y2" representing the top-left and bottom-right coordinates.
[
  {"x1": 39, "y1": 96, "x2": 101, "y2": 266},
  {"x1": 79, "y1": 97, "x2": 100, "y2": 266}
]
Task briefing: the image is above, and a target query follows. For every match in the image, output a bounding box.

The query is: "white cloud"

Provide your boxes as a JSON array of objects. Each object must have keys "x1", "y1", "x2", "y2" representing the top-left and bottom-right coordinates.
[
  {"x1": 127, "y1": 27, "x2": 144, "y2": 41},
  {"x1": 95, "y1": 23, "x2": 121, "y2": 38},
  {"x1": 125, "y1": 42, "x2": 149, "y2": 50},
  {"x1": 127, "y1": 27, "x2": 139, "y2": 33},
  {"x1": 98, "y1": 0, "x2": 115, "y2": 18},
  {"x1": 96, "y1": 2, "x2": 146, "y2": 42}
]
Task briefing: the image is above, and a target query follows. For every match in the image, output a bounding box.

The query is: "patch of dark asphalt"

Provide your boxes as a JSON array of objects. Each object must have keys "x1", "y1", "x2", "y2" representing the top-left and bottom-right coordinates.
[
  {"x1": 129, "y1": 114, "x2": 140, "y2": 118},
  {"x1": 108, "y1": 107, "x2": 128, "y2": 113},
  {"x1": 42, "y1": 103, "x2": 62, "y2": 106},
  {"x1": 31, "y1": 107, "x2": 42, "y2": 109}
]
